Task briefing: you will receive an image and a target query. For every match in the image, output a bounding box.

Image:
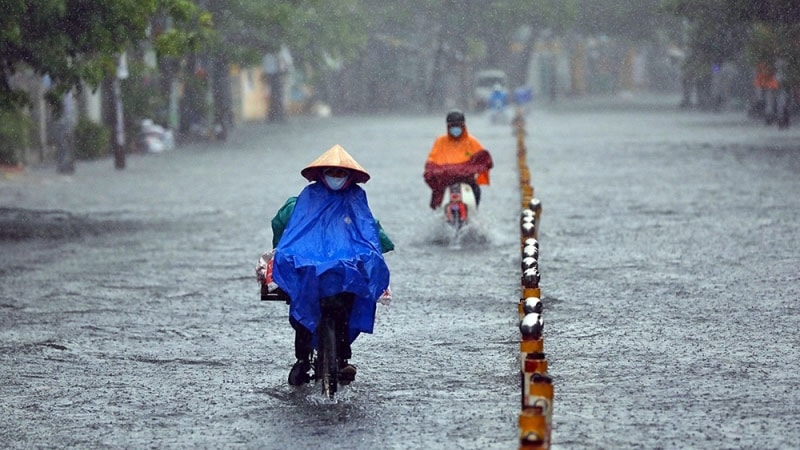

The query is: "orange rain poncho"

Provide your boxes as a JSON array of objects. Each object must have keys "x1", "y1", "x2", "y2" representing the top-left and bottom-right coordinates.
[{"x1": 423, "y1": 127, "x2": 493, "y2": 208}]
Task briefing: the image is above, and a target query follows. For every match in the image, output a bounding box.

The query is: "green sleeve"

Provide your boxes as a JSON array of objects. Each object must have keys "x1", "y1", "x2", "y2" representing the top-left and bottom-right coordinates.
[
  {"x1": 376, "y1": 219, "x2": 395, "y2": 253},
  {"x1": 271, "y1": 197, "x2": 297, "y2": 248}
]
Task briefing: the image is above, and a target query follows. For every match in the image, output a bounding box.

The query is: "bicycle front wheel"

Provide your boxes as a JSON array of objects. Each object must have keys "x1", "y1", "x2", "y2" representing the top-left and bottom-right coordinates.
[{"x1": 316, "y1": 315, "x2": 339, "y2": 399}]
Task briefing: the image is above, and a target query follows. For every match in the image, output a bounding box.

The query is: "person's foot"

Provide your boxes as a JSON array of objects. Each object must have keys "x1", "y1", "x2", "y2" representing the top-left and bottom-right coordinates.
[
  {"x1": 339, "y1": 361, "x2": 356, "y2": 384},
  {"x1": 288, "y1": 359, "x2": 311, "y2": 386}
]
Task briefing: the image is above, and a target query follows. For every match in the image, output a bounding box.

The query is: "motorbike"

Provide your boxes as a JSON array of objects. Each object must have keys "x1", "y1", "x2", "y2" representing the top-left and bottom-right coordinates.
[
  {"x1": 487, "y1": 89, "x2": 511, "y2": 125},
  {"x1": 138, "y1": 119, "x2": 174, "y2": 153},
  {"x1": 441, "y1": 182, "x2": 477, "y2": 232}
]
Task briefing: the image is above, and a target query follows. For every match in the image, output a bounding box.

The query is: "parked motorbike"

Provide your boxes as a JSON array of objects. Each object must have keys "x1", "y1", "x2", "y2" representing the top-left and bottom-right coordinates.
[
  {"x1": 488, "y1": 105, "x2": 510, "y2": 125},
  {"x1": 487, "y1": 85, "x2": 511, "y2": 125},
  {"x1": 138, "y1": 119, "x2": 174, "y2": 153}
]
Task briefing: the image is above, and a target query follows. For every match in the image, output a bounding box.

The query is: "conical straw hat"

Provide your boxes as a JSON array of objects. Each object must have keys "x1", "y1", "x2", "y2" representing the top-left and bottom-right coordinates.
[{"x1": 301, "y1": 144, "x2": 370, "y2": 183}]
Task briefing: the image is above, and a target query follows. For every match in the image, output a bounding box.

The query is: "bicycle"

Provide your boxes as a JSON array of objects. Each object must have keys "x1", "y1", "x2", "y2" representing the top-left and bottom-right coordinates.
[{"x1": 261, "y1": 285, "x2": 350, "y2": 399}]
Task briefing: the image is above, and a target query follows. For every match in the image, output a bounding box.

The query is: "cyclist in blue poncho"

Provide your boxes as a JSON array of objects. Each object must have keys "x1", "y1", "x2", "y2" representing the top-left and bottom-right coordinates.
[{"x1": 271, "y1": 144, "x2": 394, "y2": 386}]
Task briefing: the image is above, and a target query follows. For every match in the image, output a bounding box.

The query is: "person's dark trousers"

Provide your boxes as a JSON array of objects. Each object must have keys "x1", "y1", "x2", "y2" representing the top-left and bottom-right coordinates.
[
  {"x1": 290, "y1": 293, "x2": 355, "y2": 361},
  {"x1": 290, "y1": 315, "x2": 313, "y2": 361}
]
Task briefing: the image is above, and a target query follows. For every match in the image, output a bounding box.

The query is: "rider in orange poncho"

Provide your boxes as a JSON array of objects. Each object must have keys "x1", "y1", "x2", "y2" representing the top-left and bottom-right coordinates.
[{"x1": 424, "y1": 110, "x2": 493, "y2": 209}]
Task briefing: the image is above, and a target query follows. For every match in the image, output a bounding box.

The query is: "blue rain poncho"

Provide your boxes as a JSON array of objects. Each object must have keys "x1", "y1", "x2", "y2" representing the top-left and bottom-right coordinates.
[{"x1": 272, "y1": 182, "x2": 390, "y2": 340}]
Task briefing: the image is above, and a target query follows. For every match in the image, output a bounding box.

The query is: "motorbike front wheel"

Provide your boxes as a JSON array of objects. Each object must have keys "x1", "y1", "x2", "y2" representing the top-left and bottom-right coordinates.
[{"x1": 446, "y1": 202, "x2": 467, "y2": 231}]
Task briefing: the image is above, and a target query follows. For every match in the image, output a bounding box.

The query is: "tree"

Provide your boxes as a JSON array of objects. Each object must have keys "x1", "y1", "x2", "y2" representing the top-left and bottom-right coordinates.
[
  {"x1": 192, "y1": 0, "x2": 369, "y2": 121},
  {"x1": 664, "y1": 0, "x2": 800, "y2": 66},
  {"x1": 0, "y1": 0, "x2": 202, "y2": 112},
  {"x1": 727, "y1": 0, "x2": 800, "y2": 24},
  {"x1": 666, "y1": 0, "x2": 800, "y2": 111},
  {"x1": 728, "y1": 0, "x2": 800, "y2": 88}
]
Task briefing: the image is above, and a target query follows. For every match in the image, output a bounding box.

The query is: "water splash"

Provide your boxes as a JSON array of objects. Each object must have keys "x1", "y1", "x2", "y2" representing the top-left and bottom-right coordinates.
[{"x1": 413, "y1": 211, "x2": 493, "y2": 249}]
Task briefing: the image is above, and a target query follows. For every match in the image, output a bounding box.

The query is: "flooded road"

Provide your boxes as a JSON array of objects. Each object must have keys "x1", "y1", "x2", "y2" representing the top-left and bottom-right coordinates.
[{"x1": 1, "y1": 94, "x2": 799, "y2": 449}]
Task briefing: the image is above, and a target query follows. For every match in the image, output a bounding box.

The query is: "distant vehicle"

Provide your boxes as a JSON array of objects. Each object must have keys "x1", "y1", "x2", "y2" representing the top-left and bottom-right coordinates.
[{"x1": 473, "y1": 69, "x2": 508, "y2": 110}]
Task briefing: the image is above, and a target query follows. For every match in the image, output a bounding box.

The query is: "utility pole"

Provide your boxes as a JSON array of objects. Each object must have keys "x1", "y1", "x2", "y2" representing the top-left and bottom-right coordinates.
[{"x1": 113, "y1": 53, "x2": 128, "y2": 170}]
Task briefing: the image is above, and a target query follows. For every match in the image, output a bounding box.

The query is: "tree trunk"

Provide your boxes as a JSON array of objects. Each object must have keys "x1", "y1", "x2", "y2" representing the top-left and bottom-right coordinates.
[{"x1": 210, "y1": 51, "x2": 232, "y2": 140}]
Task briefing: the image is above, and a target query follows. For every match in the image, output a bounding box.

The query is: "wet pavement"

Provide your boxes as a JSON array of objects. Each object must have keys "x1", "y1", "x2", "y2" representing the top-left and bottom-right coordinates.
[{"x1": 1, "y1": 94, "x2": 799, "y2": 449}]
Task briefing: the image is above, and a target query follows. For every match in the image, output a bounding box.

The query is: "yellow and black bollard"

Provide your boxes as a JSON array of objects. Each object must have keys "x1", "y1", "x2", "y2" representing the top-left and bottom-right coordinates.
[
  {"x1": 521, "y1": 209, "x2": 537, "y2": 242},
  {"x1": 518, "y1": 295, "x2": 543, "y2": 319},
  {"x1": 515, "y1": 104, "x2": 552, "y2": 449},
  {"x1": 519, "y1": 313, "x2": 550, "y2": 449},
  {"x1": 519, "y1": 372, "x2": 553, "y2": 448},
  {"x1": 528, "y1": 197, "x2": 542, "y2": 239},
  {"x1": 522, "y1": 267, "x2": 540, "y2": 296}
]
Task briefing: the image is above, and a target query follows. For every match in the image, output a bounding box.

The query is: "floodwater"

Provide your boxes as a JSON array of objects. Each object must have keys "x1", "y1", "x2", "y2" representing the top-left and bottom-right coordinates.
[{"x1": 1, "y1": 94, "x2": 799, "y2": 449}]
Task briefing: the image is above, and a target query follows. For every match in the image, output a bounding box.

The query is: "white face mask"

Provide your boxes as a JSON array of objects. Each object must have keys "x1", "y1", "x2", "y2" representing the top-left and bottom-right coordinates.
[
  {"x1": 449, "y1": 126, "x2": 463, "y2": 138},
  {"x1": 324, "y1": 174, "x2": 348, "y2": 191}
]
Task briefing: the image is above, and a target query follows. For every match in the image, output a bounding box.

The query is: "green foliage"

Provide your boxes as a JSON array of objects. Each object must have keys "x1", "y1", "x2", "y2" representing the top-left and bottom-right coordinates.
[
  {"x1": 748, "y1": 23, "x2": 779, "y2": 64},
  {"x1": 159, "y1": 0, "x2": 197, "y2": 23},
  {"x1": 197, "y1": 0, "x2": 369, "y2": 69},
  {"x1": 74, "y1": 118, "x2": 110, "y2": 160},
  {"x1": 121, "y1": 61, "x2": 166, "y2": 126},
  {"x1": 0, "y1": 0, "x2": 205, "y2": 112},
  {"x1": 490, "y1": 0, "x2": 580, "y2": 33},
  {"x1": 153, "y1": 1, "x2": 213, "y2": 57},
  {"x1": 286, "y1": 0, "x2": 369, "y2": 66},
  {"x1": 726, "y1": 0, "x2": 800, "y2": 25},
  {"x1": 668, "y1": 0, "x2": 800, "y2": 87},
  {"x1": 0, "y1": 109, "x2": 32, "y2": 165},
  {"x1": 181, "y1": 70, "x2": 211, "y2": 126},
  {"x1": 573, "y1": 0, "x2": 677, "y2": 40},
  {"x1": 747, "y1": 23, "x2": 800, "y2": 87}
]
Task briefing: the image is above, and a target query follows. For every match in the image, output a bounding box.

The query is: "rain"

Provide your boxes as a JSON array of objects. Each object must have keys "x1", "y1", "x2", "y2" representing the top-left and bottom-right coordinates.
[{"x1": 2, "y1": 2, "x2": 800, "y2": 449}]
